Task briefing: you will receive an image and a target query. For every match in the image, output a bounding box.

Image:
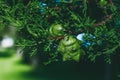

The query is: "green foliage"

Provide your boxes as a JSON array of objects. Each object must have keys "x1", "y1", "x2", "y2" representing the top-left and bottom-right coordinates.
[{"x1": 0, "y1": 0, "x2": 120, "y2": 64}]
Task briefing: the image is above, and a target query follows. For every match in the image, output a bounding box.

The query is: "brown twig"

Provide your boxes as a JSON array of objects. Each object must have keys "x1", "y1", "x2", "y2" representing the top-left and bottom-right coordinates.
[
  {"x1": 94, "y1": 14, "x2": 113, "y2": 27},
  {"x1": 109, "y1": 0, "x2": 114, "y2": 5},
  {"x1": 49, "y1": 36, "x2": 65, "y2": 40}
]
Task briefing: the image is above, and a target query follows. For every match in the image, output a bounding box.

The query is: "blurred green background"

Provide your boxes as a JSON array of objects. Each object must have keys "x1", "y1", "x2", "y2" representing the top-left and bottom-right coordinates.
[{"x1": 0, "y1": 51, "x2": 120, "y2": 80}]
